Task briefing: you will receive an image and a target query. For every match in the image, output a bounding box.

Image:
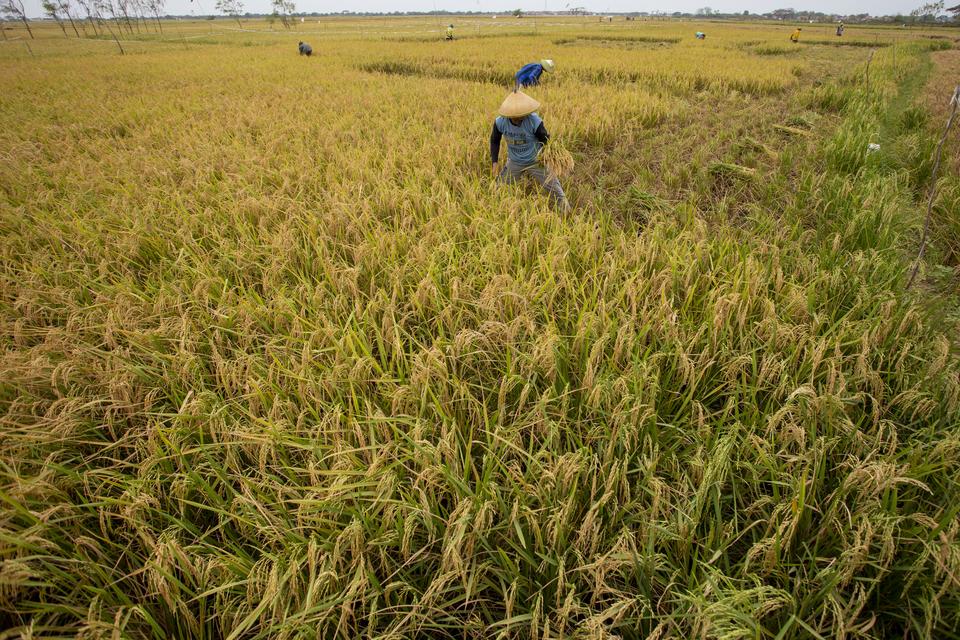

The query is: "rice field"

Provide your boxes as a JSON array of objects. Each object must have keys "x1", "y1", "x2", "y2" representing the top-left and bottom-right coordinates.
[{"x1": 1, "y1": 15, "x2": 959, "y2": 639}]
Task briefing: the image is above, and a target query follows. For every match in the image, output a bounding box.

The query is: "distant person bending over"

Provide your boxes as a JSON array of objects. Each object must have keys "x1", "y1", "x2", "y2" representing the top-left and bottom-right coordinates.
[
  {"x1": 446, "y1": 24, "x2": 454, "y2": 40},
  {"x1": 490, "y1": 90, "x2": 570, "y2": 212},
  {"x1": 514, "y1": 59, "x2": 555, "y2": 89},
  {"x1": 298, "y1": 41, "x2": 313, "y2": 56},
  {"x1": 790, "y1": 28, "x2": 801, "y2": 43},
  {"x1": 695, "y1": 31, "x2": 706, "y2": 39}
]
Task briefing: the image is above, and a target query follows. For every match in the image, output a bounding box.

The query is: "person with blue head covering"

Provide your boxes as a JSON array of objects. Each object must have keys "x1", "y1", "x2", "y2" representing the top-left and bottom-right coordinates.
[{"x1": 515, "y1": 59, "x2": 555, "y2": 89}]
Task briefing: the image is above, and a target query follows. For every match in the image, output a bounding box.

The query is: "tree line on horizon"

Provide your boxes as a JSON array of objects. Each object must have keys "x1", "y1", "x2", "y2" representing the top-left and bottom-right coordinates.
[{"x1": 2, "y1": 0, "x2": 957, "y2": 41}]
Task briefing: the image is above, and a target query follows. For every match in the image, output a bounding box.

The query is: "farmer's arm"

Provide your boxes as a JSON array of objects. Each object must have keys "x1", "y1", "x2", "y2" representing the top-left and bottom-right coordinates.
[
  {"x1": 534, "y1": 122, "x2": 549, "y2": 144},
  {"x1": 490, "y1": 122, "x2": 503, "y2": 172}
]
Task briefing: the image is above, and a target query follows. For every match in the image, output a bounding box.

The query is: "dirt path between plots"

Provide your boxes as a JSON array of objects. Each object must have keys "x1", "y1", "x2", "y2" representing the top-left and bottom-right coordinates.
[{"x1": 922, "y1": 49, "x2": 960, "y2": 171}]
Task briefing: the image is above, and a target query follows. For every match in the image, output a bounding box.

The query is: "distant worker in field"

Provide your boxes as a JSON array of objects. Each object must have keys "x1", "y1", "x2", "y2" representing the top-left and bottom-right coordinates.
[
  {"x1": 490, "y1": 90, "x2": 570, "y2": 211},
  {"x1": 446, "y1": 24, "x2": 454, "y2": 40},
  {"x1": 515, "y1": 59, "x2": 555, "y2": 89},
  {"x1": 298, "y1": 41, "x2": 312, "y2": 56},
  {"x1": 790, "y1": 27, "x2": 801, "y2": 43},
  {"x1": 695, "y1": 31, "x2": 706, "y2": 39},
  {"x1": 836, "y1": 22, "x2": 844, "y2": 36}
]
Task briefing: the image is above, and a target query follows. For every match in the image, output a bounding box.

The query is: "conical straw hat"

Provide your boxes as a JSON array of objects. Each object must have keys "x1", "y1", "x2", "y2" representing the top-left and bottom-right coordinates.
[{"x1": 498, "y1": 91, "x2": 541, "y2": 118}]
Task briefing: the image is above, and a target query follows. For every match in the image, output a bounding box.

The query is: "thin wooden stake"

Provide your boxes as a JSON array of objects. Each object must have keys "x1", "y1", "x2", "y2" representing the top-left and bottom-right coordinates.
[
  {"x1": 906, "y1": 86, "x2": 960, "y2": 290},
  {"x1": 865, "y1": 49, "x2": 875, "y2": 93}
]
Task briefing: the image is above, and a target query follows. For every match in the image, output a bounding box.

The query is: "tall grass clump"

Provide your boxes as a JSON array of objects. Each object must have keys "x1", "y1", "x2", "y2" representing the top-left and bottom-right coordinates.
[{"x1": 752, "y1": 44, "x2": 795, "y2": 56}]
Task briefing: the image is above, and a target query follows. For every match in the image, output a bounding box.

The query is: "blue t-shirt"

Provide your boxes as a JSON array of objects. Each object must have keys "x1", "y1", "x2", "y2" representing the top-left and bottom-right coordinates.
[
  {"x1": 515, "y1": 62, "x2": 544, "y2": 88},
  {"x1": 495, "y1": 113, "x2": 544, "y2": 166}
]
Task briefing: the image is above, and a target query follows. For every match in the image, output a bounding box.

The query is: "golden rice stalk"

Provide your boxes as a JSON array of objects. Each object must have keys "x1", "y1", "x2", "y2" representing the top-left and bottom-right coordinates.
[
  {"x1": 539, "y1": 139, "x2": 574, "y2": 178},
  {"x1": 708, "y1": 161, "x2": 757, "y2": 180},
  {"x1": 743, "y1": 136, "x2": 780, "y2": 160},
  {"x1": 773, "y1": 124, "x2": 812, "y2": 137}
]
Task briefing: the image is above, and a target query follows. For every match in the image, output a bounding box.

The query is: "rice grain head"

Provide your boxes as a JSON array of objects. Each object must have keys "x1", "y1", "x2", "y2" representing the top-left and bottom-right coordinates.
[{"x1": 539, "y1": 138, "x2": 575, "y2": 179}]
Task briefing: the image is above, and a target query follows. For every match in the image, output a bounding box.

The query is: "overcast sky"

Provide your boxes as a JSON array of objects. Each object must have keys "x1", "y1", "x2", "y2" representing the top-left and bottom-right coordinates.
[{"x1": 21, "y1": 0, "x2": 932, "y2": 19}]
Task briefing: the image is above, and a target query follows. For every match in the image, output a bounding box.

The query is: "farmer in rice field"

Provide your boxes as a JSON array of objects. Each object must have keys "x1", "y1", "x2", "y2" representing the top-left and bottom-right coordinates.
[
  {"x1": 836, "y1": 22, "x2": 844, "y2": 36},
  {"x1": 790, "y1": 27, "x2": 801, "y2": 43},
  {"x1": 490, "y1": 90, "x2": 570, "y2": 212},
  {"x1": 298, "y1": 41, "x2": 313, "y2": 56},
  {"x1": 446, "y1": 24, "x2": 454, "y2": 40},
  {"x1": 514, "y1": 59, "x2": 555, "y2": 89}
]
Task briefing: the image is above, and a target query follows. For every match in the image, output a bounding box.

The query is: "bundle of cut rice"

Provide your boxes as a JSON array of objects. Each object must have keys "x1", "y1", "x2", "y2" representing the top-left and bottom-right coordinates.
[
  {"x1": 773, "y1": 124, "x2": 811, "y2": 137},
  {"x1": 708, "y1": 161, "x2": 757, "y2": 180},
  {"x1": 539, "y1": 139, "x2": 574, "y2": 179}
]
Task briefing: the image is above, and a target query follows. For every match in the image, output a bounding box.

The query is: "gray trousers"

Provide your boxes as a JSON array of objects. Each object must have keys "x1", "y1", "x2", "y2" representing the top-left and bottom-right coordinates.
[{"x1": 498, "y1": 160, "x2": 570, "y2": 210}]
